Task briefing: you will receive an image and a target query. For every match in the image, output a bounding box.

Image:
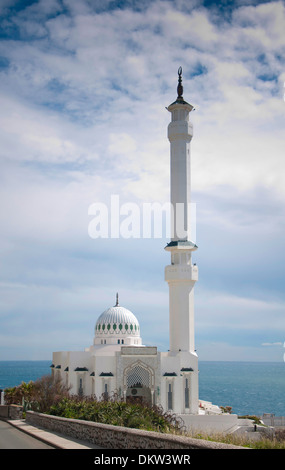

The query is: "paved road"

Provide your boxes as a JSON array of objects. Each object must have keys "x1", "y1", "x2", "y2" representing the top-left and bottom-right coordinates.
[{"x1": 0, "y1": 420, "x2": 54, "y2": 449}]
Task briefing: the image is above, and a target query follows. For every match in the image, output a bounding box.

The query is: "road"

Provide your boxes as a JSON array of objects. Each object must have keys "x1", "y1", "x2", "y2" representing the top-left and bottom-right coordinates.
[{"x1": 0, "y1": 420, "x2": 54, "y2": 449}]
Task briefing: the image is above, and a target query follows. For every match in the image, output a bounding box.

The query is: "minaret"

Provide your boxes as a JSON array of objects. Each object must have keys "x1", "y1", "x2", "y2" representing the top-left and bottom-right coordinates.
[{"x1": 165, "y1": 67, "x2": 198, "y2": 354}]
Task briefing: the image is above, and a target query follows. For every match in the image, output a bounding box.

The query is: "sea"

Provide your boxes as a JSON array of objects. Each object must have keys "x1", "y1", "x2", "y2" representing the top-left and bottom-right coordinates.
[{"x1": 0, "y1": 360, "x2": 284, "y2": 417}]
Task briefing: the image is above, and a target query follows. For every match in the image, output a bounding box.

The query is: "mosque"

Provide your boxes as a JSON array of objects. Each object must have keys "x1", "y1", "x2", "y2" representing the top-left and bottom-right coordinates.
[{"x1": 52, "y1": 69, "x2": 238, "y2": 431}]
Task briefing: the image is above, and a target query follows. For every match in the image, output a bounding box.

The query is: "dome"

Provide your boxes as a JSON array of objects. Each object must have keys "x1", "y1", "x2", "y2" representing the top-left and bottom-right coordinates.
[
  {"x1": 94, "y1": 295, "x2": 142, "y2": 346},
  {"x1": 95, "y1": 305, "x2": 140, "y2": 337}
]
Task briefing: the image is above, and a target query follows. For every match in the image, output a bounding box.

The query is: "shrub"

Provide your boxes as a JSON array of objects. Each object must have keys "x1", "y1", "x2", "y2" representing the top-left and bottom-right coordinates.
[
  {"x1": 31, "y1": 375, "x2": 71, "y2": 412},
  {"x1": 4, "y1": 375, "x2": 70, "y2": 413},
  {"x1": 220, "y1": 406, "x2": 232, "y2": 414},
  {"x1": 5, "y1": 381, "x2": 34, "y2": 407},
  {"x1": 48, "y1": 395, "x2": 183, "y2": 433},
  {"x1": 238, "y1": 415, "x2": 263, "y2": 425}
]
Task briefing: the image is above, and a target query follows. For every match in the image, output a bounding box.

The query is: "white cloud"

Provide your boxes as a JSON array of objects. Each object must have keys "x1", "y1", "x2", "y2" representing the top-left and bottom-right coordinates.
[
  {"x1": 0, "y1": 93, "x2": 100, "y2": 164},
  {"x1": 163, "y1": 8, "x2": 219, "y2": 45},
  {"x1": 108, "y1": 133, "x2": 137, "y2": 157},
  {"x1": 233, "y1": 2, "x2": 285, "y2": 46},
  {"x1": 196, "y1": 289, "x2": 285, "y2": 332},
  {"x1": 1, "y1": 0, "x2": 284, "y2": 198}
]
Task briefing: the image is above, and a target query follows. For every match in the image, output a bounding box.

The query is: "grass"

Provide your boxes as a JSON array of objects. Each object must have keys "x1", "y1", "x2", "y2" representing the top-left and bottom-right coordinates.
[{"x1": 184, "y1": 428, "x2": 285, "y2": 449}]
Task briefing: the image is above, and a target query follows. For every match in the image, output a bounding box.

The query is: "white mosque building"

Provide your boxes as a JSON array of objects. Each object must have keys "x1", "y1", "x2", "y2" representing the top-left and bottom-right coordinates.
[{"x1": 52, "y1": 69, "x2": 237, "y2": 430}]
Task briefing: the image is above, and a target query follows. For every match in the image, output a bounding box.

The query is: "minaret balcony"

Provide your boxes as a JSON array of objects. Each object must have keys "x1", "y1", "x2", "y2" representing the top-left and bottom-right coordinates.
[
  {"x1": 165, "y1": 240, "x2": 198, "y2": 252},
  {"x1": 168, "y1": 121, "x2": 193, "y2": 142}
]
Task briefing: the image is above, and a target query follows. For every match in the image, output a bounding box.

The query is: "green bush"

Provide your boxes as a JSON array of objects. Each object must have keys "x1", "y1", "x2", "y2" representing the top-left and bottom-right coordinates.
[
  {"x1": 48, "y1": 395, "x2": 183, "y2": 433},
  {"x1": 238, "y1": 415, "x2": 263, "y2": 425},
  {"x1": 5, "y1": 381, "x2": 34, "y2": 406}
]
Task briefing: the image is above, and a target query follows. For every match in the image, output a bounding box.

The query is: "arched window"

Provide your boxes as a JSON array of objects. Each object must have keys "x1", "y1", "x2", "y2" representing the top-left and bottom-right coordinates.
[
  {"x1": 104, "y1": 383, "x2": 108, "y2": 400},
  {"x1": 185, "y1": 378, "x2": 190, "y2": 409},
  {"x1": 168, "y1": 383, "x2": 173, "y2": 410},
  {"x1": 79, "y1": 378, "x2": 83, "y2": 396}
]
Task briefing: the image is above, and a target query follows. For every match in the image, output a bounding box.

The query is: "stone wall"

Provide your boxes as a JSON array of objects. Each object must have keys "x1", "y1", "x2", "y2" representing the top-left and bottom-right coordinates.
[
  {"x1": 0, "y1": 405, "x2": 23, "y2": 419},
  {"x1": 25, "y1": 411, "x2": 246, "y2": 449}
]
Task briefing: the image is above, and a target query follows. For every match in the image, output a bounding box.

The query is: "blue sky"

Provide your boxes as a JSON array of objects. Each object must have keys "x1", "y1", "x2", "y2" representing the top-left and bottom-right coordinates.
[{"x1": 0, "y1": 0, "x2": 284, "y2": 361}]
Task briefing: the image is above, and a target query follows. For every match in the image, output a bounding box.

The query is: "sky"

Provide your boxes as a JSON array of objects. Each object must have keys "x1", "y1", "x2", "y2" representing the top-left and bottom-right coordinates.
[{"x1": 0, "y1": 0, "x2": 285, "y2": 362}]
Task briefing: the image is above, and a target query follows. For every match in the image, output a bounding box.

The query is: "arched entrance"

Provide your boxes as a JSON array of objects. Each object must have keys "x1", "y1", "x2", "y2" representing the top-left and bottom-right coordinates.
[{"x1": 124, "y1": 362, "x2": 154, "y2": 405}]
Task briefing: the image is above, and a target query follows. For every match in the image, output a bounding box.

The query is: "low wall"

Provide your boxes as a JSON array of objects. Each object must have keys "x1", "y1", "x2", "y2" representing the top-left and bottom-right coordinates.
[
  {"x1": 261, "y1": 416, "x2": 285, "y2": 427},
  {"x1": 180, "y1": 413, "x2": 239, "y2": 434},
  {"x1": 0, "y1": 405, "x2": 9, "y2": 418},
  {"x1": 0, "y1": 405, "x2": 23, "y2": 420},
  {"x1": 25, "y1": 411, "x2": 246, "y2": 449}
]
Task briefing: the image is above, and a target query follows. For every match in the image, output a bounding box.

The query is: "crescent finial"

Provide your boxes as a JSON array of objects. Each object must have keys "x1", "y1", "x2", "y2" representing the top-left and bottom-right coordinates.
[{"x1": 177, "y1": 66, "x2": 183, "y2": 99}]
